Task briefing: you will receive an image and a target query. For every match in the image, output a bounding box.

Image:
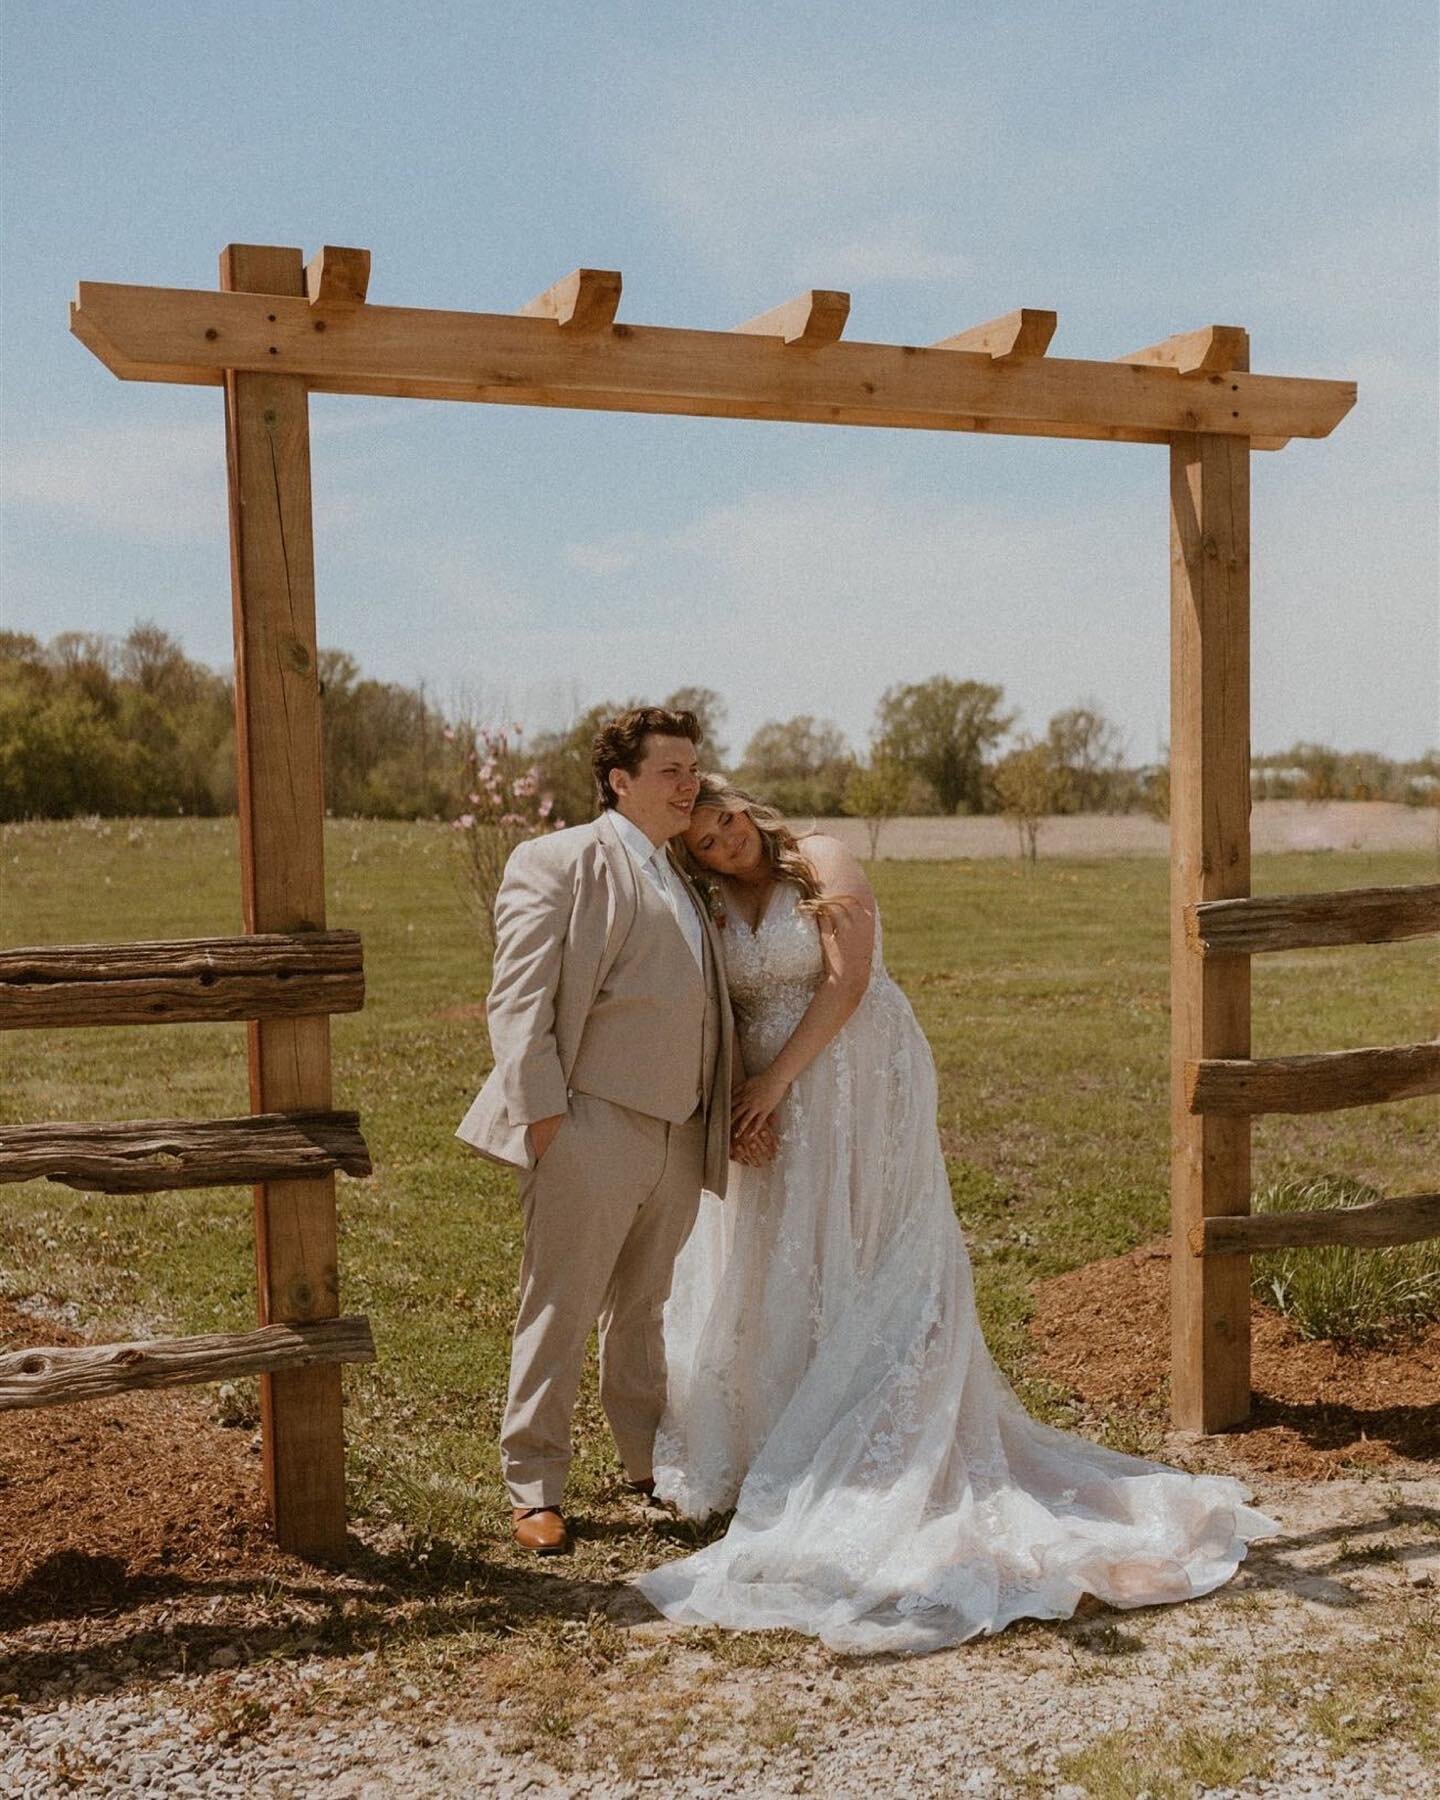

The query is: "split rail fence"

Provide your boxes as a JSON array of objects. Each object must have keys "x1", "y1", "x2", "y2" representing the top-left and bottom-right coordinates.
[{"x1": 1174, "y1": 879, "x2": 1440, "y2": 1426}]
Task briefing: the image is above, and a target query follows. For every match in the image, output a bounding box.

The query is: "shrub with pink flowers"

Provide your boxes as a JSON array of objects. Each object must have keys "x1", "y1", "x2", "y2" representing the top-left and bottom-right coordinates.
[{"x1": 451, "y1": 724, "x2": 564, "y2": 950}]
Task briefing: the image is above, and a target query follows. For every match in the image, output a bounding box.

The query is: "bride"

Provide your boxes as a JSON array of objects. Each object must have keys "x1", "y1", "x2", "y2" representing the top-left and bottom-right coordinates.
[{"x1": 633, "y1": 775, "x2": 1277, "y2": 1655}]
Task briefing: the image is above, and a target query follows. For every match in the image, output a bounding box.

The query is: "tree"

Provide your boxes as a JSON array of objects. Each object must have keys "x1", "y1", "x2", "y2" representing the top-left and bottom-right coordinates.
[
  {"x1": 992, "y1": 739, "x2": 1069, "y2": 863},
  {"x1": 1045, "y1": 703, "x2": 1126, "y2": 813},
  {"x1": 873, "y1": 677, "x2": 1013, "y2": 814},
  {"x1": 737, "y1": 716, "x2": 854, "y2": 817},
  {"x1": 527, "y1": 699, "x2": 634, "y2": 823},
  {"x1": 663, "y1": 686, "x2": 729, "y2": 767},
  {"x1": 842, "y1": 758, "x2": 911, "y2": 858}
]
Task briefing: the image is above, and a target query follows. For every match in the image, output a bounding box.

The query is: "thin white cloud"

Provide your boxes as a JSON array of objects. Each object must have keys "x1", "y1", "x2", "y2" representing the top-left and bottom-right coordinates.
[
  {"x1": 2, "y1": 404, "x2": 406, "y2": 543},
  {"x1": 563, "y1": 532, "x2": 649, "y2": 576},
  {"x1": 624, "y1": 86, "x2": 991, "y2": 291}
]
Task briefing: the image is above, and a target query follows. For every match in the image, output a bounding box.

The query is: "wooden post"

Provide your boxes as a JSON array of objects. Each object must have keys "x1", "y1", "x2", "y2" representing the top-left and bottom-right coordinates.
[
  {"x1": 221, "y1": 243, "x2": 346, "y2": 1554},
  {"x1": 1169, "y1": 429, "x2": 1253, "y2": 1432}
]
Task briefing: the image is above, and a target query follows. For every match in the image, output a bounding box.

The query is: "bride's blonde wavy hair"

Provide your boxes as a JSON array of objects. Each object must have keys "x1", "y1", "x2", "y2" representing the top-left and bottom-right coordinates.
[{"x1": 675, "y1": 774, "x2": 850, "y2": 925}]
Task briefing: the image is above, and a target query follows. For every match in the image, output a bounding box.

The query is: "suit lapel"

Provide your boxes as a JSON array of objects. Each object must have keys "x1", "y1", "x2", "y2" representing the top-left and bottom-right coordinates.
[{"x1": 591, "y1": 811, "x2": 640, "y2": 994}]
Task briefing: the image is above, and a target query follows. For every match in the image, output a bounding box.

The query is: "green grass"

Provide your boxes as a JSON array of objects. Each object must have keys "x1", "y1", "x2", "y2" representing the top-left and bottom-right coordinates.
[
  {"x1": 1253, "y1": 1175, "x2": 1440, "y2": 1345},
  {"x1": 3, "y1": 818, "x2": 1436, "y2": 1555}
]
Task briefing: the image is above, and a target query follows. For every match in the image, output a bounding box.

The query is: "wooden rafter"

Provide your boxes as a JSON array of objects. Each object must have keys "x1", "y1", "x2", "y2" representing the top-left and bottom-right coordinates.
[
  {"x1": 69, "y1": 280, "x2": 1355, "y2": 447},
  {"x1": 1121, "y1": 325, "x2": 1250, "y2": 375},
  {"x1": 733, "y1": 289, "x2": 850, "y2": 347},
  {"x1": 305, "y1": 245, "x2": 371, "y2": 308},
  {"x1": 933, "y1": 307, "x2": 1057, "y2": 360},
  {"x1": 519, "y1": 267, "x2": 622, "y2": 332}
]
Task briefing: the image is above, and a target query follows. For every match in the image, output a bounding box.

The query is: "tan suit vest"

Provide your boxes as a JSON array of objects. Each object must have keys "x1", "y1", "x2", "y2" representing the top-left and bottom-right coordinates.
[{"x1": 567, "y1": 855, "x2": 716, "y2": 1124}]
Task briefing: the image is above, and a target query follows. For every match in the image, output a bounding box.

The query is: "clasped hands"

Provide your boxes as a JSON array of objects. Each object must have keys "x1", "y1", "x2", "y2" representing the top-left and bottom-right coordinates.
[
  {"x1": 527, "y1": 1066, "x2": 790, "y2": 1169},
  {"x1": 729, "y1": 1066, "x2": 789, "y2": 1167}
]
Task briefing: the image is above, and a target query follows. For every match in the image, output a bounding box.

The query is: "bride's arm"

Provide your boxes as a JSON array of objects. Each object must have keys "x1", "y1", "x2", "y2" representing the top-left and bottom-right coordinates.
[{"x1": 730, "y1": 835, "x2": 877, "y2": 1139}]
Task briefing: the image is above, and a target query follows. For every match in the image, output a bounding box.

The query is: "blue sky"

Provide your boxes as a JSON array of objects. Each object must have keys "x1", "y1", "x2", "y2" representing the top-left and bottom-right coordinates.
[{"x1": 2, "y1": 0, "x2": 1436, "y2": 761}]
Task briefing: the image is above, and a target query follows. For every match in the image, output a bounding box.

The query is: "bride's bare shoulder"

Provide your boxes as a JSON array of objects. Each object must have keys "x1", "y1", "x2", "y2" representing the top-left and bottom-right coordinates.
[{"x1": 798, "y1": 832, "x2": 873, "y2": 900}]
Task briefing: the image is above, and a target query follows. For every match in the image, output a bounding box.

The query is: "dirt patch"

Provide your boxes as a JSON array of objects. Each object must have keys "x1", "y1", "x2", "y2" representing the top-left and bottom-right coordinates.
[
  {"x1": 0, "y1": 1301, "x2": 297, "y2": 1628},
  {"x1": 1027, "y1": 1239, "x2": 1440, "y2": 1481}
]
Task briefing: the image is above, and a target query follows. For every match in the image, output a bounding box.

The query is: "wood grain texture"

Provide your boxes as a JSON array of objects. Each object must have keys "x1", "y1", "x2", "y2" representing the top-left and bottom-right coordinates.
[
  {"x1": 305, "y1": 246, "x2": 372, "y2": 307},
  {"x1": 0, "y1": 1316, "x2": 375, "y2": 1413},
  {"x1": 1187, "y1": 883, "x2": 1440, "y2": 956},
  {"x1": 733, "y1": 289, "x2": 851, "y2": 346},
  {"x1": 933, "y1": 307, "x2": 1057, "y2": 360},
  {"x1": 221, "y1": 242, "x2": 346, "y2": 1557},
  {"x1": 0, "y1": 1111, "x2": 372, "y2": 1192},
  {"x1": 1188, "y1": 1042, "x2": 1440, "y2": 1116},
  {"x1": 519, "y1": 267, "x2": 622, "y2": 332},
  {"x1": 69, "y1": 283, "x2": 1356, "y2": 444},
  {"x1": 0, "y1": 931, "x2": 364, "y2": 1029},
  {"x1": 1169, "y1": 430, "x2": 1254, "y2": 1434},
  {"x1": 1190, "y1": 1193, "x2": 1440, "y2": 1256},
  {"x1": 1122, "y1": 326, "x2": 1250, "y2": 374}
]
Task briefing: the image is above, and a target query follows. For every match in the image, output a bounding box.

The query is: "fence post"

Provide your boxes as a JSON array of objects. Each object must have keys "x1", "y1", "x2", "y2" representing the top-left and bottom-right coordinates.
[
  {"x1": 221, "y1": 242, "x2": 346, "y2": 1554},
  {"x1": 1169, "y1": 428, "x2": 1253, "y2": 1431}
]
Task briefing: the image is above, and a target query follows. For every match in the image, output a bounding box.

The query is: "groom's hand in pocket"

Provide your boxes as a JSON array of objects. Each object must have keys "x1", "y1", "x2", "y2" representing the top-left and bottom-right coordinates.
[{"x1": 528, "y1": 1113, "x2": 566, "y2": 1163}]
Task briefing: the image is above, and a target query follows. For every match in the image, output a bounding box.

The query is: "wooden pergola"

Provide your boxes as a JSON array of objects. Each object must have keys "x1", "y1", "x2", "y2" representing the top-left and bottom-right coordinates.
[{"x1": 2, "y1": 243, "x2": 1436, "y2": 1560}]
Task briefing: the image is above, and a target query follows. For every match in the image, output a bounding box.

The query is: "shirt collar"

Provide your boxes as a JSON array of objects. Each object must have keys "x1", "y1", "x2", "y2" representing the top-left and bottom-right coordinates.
[{"x1": 608, "y1": 807, "x2": 665, "y2": 870}]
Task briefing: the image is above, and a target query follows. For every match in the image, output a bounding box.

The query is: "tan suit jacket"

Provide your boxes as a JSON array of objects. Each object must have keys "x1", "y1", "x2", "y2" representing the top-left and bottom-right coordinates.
[{"x1": 455, "y1": 811, "x2": 734, "y2": 1196}]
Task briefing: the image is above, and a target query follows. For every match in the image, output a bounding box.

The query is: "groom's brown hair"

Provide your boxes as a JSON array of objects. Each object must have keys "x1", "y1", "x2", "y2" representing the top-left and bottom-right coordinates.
[{"x1": 592, "y1": 706, "x2": 701, "y2": 811}]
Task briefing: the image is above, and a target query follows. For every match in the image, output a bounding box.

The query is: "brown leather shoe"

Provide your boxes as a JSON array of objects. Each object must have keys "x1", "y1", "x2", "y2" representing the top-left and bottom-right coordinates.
[
  {"x1": 512, "y1": 1506, "x2": 570, "y2": 1555},
  {"x1": 625, "y1": 1477, "x2": 656, "y2": 1498}
]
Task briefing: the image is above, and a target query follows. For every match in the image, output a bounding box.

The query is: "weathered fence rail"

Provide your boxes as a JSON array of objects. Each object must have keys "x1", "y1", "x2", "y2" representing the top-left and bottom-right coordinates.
[
  {"x1": 0, "y1": 931, "x2": 364, "y2": 1030},
  {"x1": 1187, "y1": 1040, "x2": 1440, "y2": 1117},
  {"x1": 1190, "y1": 1191, "x2": 1440, "y2": 1256},
  {"x1": 1187, "y1": 881, "x2": 1440, "y2": 957},
  {"x1": 0, "y1": 1111, "x2": 372, "y2": 1192},
  {"x1": 0, "y1": 1316, "x2": 376, "y2": 1412}
]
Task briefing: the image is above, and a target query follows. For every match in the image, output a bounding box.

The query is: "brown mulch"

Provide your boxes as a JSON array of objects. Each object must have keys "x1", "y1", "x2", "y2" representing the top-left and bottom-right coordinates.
[
  {"x1": 0, "y1": 1301, "x2": 300, "y2": 1629},
  {"x1": 1028, "y1": 1238, "x2": 1440, "y2": 1481}
]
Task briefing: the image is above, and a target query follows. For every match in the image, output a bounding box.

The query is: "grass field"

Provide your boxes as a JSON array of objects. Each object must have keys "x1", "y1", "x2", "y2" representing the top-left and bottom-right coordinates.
[{"x1": 3, "y1": 817, "x2": 1436, "y2": 1555}]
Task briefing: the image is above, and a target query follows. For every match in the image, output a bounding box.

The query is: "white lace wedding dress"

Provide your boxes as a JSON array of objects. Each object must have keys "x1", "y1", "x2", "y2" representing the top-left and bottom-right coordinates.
[{"x1": 634, "y1": 881, "x2": 1278, "y2": 1654}]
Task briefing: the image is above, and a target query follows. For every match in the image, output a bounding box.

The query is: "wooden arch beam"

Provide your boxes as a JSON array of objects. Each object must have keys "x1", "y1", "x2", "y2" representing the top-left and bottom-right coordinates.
[
  {"x1": 520, "y1": 267, "x2": 622, "y2": 332},
  {"x1": 67, "y1": 281, "x2": 1357, "y2": 445},
  {"x1": 933, "y1": 308, "x2": 1057, "y2": 361},
  {"x1": 733, "y1": 290, "x2": 851, "y2": 347}
]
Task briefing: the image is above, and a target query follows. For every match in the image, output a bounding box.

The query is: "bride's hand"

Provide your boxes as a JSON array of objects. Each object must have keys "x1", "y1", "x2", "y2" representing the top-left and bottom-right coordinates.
[
  {"x1": 730, "y1": 1117, "x2": 779, "y2": 1166},
  {"x1": 732, "y1": 1069, "x2": 789, "y2": 1141}
]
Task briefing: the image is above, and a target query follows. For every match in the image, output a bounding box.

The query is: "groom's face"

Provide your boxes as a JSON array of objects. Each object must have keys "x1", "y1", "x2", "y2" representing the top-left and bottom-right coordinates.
[{"x1": 609, "y1": 733, "x2": 701, "y2": 844}]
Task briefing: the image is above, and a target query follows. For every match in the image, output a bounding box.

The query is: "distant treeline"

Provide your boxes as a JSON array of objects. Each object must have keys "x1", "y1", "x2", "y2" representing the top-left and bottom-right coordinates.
[{"x1": 2, "y1": 624, "x2": 1435, "y2": 824}]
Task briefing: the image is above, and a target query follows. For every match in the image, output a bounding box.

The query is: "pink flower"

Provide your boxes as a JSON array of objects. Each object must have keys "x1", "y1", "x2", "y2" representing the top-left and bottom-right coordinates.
[
  {"x1": 454, "y1": 813, "x2": 475, "y2": 829},
  {"x1": 538, "y1": 796, "x2": 554, "y2": 819}
]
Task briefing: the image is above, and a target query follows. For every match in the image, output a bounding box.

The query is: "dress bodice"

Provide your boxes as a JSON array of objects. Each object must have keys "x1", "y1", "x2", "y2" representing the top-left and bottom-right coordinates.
[{"x1": 719, "y1": 879, "x2": 892, "y2": 1071}]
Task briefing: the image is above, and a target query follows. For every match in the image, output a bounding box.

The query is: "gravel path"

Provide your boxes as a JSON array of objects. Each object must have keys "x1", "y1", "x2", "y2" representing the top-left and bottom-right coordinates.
[{"x1": 5, "y1": 1473, "x2": 1436, "y2": 1798}]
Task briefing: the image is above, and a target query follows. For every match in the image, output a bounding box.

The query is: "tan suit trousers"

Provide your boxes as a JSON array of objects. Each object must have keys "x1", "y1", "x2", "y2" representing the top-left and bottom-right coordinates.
[{"x1": 500, "y1": 1088, "x2": 706, "y2": 1508}]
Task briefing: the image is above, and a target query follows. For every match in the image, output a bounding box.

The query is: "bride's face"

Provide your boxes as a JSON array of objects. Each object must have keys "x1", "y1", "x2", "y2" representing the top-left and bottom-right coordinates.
[{"x1": 683, "y1": 803, "x2": 767, "y2": 880}]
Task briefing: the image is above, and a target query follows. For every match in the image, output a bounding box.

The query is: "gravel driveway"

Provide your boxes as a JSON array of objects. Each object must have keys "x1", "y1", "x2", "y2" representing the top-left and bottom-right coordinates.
[{"x1": 5, "y1": 1473, "x2": 1436, "y2": 1798}]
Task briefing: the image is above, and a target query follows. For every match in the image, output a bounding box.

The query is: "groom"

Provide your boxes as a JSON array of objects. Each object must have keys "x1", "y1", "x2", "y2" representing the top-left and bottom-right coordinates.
[{"x1": 456, "y1": 705, "x2": 736, "y2": 1553}]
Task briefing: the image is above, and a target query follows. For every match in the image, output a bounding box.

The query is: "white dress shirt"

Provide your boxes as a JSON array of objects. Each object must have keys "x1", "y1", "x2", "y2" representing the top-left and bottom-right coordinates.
[{"x1": 609, "y1": 809, "x2": 706, "y2": 971}]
